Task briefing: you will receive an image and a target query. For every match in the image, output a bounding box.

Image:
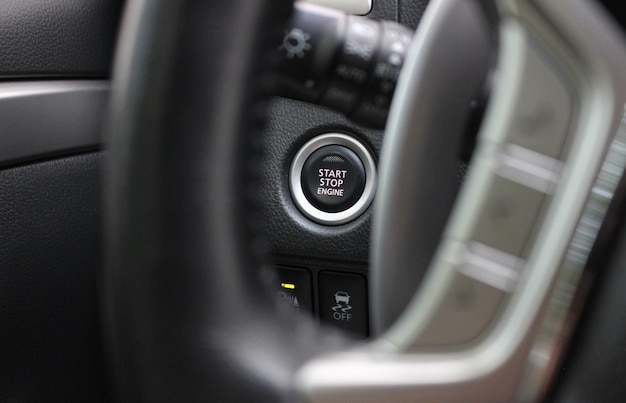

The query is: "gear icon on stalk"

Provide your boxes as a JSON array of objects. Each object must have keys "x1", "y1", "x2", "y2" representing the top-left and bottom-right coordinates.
[{"x1": 280, "y1": 28, "x2": 312, "y2": 59}]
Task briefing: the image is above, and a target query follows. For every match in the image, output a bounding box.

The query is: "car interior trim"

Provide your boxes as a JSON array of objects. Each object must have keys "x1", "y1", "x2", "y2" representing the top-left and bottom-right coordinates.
[
  {"x1": 519, "y1": 103, "x2": 626, "y2": 401},
  {"x1": 6, "y1": 0, "x2": 626, "y2": 400},
  {"x1": 298, "y1": 0, "x2": 373, "y2": 15},
  {"x1": 0, "y1": 81, "x2": 108, "y2": 168}
]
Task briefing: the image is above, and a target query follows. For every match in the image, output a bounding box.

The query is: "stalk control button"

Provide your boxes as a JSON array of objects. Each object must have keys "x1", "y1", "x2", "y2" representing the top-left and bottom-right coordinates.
[{"x1": 302, "y1": 145, "x2": 366, "y2": 213}]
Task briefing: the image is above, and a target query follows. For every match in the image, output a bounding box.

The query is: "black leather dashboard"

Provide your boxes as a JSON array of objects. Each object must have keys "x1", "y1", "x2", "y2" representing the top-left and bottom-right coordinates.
[{"x1": 0, "y1": 0, "x2": 123, "y2": 78}]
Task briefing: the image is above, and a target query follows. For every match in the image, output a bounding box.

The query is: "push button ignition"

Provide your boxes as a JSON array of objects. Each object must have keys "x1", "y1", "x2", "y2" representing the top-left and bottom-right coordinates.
[
  {"x1": 289, "y1": 133, "x2": 377, "y2": 225},
  {"x1": 302, "y1": 145, "x2": 366, "y2": 213}
]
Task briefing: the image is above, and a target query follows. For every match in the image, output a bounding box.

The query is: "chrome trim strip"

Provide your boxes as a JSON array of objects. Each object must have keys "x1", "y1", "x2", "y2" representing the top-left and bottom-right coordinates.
[
  {"x1": 518, "y1": 105, "x2": 626, "y2": 401},
  {"x1": 0, "y1": 80, "x2": 108, "y2": 167},
  {"x1": 298, "y1": 0, "x2": 372, "y2": 15}
]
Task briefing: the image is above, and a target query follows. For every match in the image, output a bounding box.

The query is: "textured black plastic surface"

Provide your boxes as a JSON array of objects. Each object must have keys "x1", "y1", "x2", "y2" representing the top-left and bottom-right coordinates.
[
  {"x1": 398, "y1": 0, "x2": 430, "y2": 28},
  {"x1": 0, "y1": 153, "x2": 106, "y2": 402},
  {"x1": 368, "y1": 0, "x2": 399, "y2": 22},
  {"x1": 263, "y1": 98, "x2": 383, "y2": 262},
  {"x1": 0, "y1": 0, "x2": 124, "y2": 78}
]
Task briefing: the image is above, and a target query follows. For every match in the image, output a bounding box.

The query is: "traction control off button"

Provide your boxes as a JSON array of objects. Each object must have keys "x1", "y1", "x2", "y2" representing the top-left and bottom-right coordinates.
[
  {"x1": 319, "y1": 271, "x2": 368, "y2": 338},
  {"x1": 302, "y1": 145, "x2": 366, "y2": 213}
]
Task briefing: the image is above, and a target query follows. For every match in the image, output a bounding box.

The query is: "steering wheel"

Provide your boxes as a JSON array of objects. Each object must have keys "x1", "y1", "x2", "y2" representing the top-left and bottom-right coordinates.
[{"x1": 104, "y1": 0, "x2": 626, "y2": 401}]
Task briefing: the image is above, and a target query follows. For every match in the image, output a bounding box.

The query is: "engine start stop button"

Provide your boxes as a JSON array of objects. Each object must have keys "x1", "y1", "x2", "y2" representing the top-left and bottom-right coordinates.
[
  {"x1": 290, "y1": 133, "x2": 377, "y2": 225},
  {"x1": 302, "y1": 145, "x2": 366, "y2": 213}
]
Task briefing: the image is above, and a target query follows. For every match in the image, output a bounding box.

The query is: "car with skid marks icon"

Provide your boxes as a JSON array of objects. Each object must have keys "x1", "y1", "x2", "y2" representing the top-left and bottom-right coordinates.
[{"x1": 334, "y1": 291, "x2": 351, "y2": 305}]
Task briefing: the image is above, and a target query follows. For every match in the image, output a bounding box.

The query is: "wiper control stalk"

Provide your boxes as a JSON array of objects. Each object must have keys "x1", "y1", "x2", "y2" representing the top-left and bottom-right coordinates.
[{"x1": 275, "y1": 3, "x2": 413, "y2": 129}]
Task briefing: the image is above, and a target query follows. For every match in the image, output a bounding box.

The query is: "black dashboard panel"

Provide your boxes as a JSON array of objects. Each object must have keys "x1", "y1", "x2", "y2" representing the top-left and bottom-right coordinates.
[
  {"x1": 0, "y1": 153, "x2": 106, "y2": 402},
  {"x1": 260, "y1": 3, "x2": 429, "y2": 331},
  {"x1": 0, "y1": 0, "x2": 123, "y2": 78},
  {"x1": 398, "y1": 0, "x2": 431, "y2": 28},
  {"x1": 263, "y1": 98, "x2": 382, "y2": 262}
]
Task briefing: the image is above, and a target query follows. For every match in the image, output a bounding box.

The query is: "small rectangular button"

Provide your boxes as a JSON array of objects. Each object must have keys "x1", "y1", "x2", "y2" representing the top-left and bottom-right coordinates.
[
  {"x1": 319, "y1": 271, "x2": 368, "y2": 338},
  {"x1": 275, "y1": 267, "x2": 313, "y2": 315},
  {"x1": 417, "y1": 272, "x2": 506, "y2": 346},
  {"x1": 472, "y1": 174, "x2": 545, "y2": 256},
  {"x1": 504, "y1": 28, "x2": 574, "y2": 159}
]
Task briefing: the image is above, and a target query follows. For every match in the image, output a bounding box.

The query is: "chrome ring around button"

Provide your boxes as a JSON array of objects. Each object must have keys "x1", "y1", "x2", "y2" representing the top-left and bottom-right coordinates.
[{"x1": 290, "y1": 133, "x2": 377, "y2": 225}]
